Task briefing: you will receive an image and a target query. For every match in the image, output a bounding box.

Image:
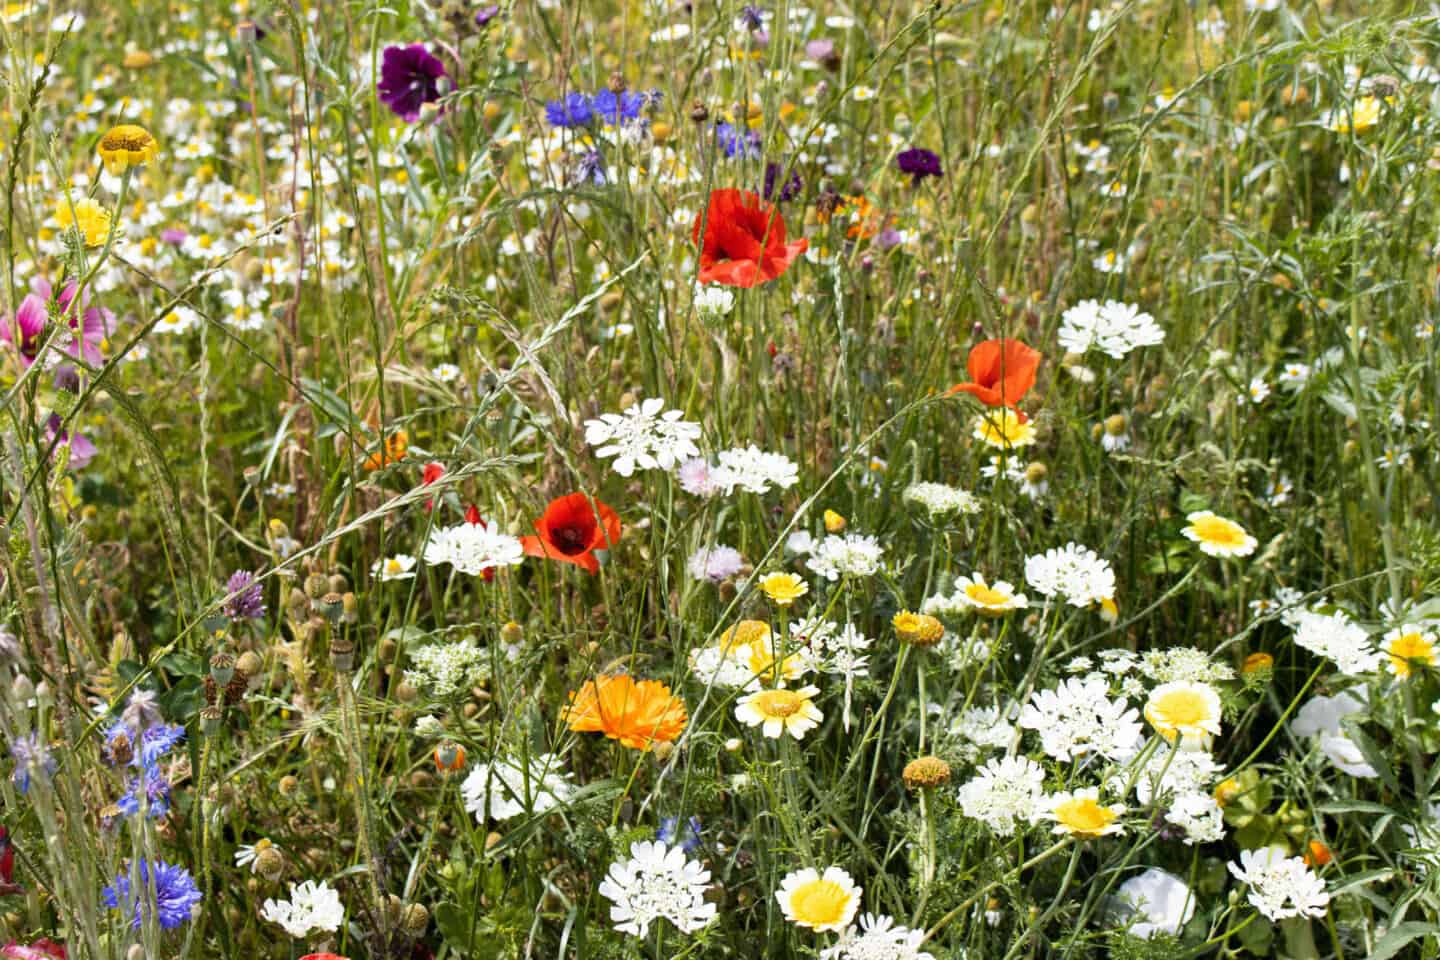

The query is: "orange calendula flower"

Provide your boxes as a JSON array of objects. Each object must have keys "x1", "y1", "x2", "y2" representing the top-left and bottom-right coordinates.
[
  {"x1": 364, "y1": 430, "x2": 409, "y2": 471},
  {"x1": 563, "y1": 675, "x2": 688, "y2": 751}
]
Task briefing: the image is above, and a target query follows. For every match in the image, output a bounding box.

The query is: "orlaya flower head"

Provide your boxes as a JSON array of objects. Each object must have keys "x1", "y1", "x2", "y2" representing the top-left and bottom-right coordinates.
[
  {"x1": 946, "y1": 338, "x2": 1042, "y2": 409},
  {"x1": 520, "y1": 492, "x2": 621, "y2": 575},
  {"x1": 376, "y1": 44, "x2": 449, "y2": 122},
  {"x1": 897, "y1": 147, "x2": 943, "y2": 183},
  {"x1": 693, "y1": 188, "x2": 808, "y2": 288}
]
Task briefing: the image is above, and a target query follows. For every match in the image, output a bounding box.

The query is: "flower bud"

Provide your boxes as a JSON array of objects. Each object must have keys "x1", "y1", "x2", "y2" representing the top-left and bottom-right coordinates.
[{"x1": 902, "y1": 755, "x2": 952, "y2": 790}]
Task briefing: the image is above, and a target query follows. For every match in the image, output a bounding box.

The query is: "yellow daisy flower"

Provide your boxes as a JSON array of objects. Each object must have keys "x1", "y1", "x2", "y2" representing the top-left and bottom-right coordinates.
[
  {"x1": 759, "y1": 572, "x2": 808, "y2": 607},
  {"x1": 54, "y1": 196, "x2": 113, "y2": 247},
  {"x1": 775, "y1": 867, "x2": 861, "y2": 932},
  {"x1": 1182, "y1": 511, "x2": 1257, "y2": 558},
  {"x1": 97, "y1": 124, "x2": 160, "y2": 175},
  {"x1": 735, "y1": 685, "x2": 823, "y2": 740},
  {"x1": 973, "y1": 408, "x2": 1037, "y2": 450},
  {"x1": 1384, "y1": 626, "x2": 1435, "y2": 679},
  {"x1": 1045, "y1": 788, "x2": 1125, "y2": 838}
]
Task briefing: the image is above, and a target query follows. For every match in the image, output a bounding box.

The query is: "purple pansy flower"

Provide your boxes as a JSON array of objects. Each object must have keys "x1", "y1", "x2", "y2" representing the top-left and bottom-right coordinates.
[
  {"x1": 897, "y1": 147, "x2": 943, "y2": 184},
  {"x1": 376, "y1": 44, "x2": 449, "y2": 122}
]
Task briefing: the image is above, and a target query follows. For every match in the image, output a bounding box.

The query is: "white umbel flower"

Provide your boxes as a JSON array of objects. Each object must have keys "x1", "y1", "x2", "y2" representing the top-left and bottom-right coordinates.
[
  {"x1": 584, "y1": 398, "x2": 701, "y2": 477},
  {"x1": 1024, "y1": 543, "x2": 1116, "y2": 607},
  {"x1": 1292, "y1": 610, "x2": 1381, "y2": 676},
  {"x1": 821, "y1": 913, "x2": 936, "y2": 960},
  {"x1": 1019, "y1": 675, "x2": 1142, "y2": 761},
  {"x1": 598, "y1": 840, "x2": 716, "y2": 937},
  {"x1": 711, "y1": 445, "x2": 800, "y2": 494},
  {"x1": 956, "y1": 754, "x2": 1046, "y2": 836},
  {"x1": 460, "y1": 753, "x2": 575, "y2": 822},
  {"x1": 261, "y1": 879, "x2": 345, "y2": 938},
  {"x1": 422, "y1": 521, "x2": 524, "y2": 576},
  {"x1": 1227, "y1": 848, "x2": 1330, "y2": 920},
  {"x1": 808, "y1": 534, "x2": 885, "y2": 581}
]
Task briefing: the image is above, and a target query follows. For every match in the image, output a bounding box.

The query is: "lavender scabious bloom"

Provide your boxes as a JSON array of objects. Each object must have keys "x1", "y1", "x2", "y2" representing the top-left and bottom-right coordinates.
[
  {"x1": 545, "y1": 92, "x2": 593, "y2": 128},
  {"x1": 376, "y1": 44, "x2": 449, "y2": 122},
  {"x1": 677, "y1": 458, "x2": 721, "y2": 497},
  {"x1": 10, "y1": 733, "x2": 55, "y2": 794},
  {"x1": 714, "y1": 122, "x2": 761, "y2": 160},
  {"x1": 591, "y1": 89, "x2": 645, "y2": 126},
  {"x1": 897, "y1": 147, "x2": 943, "y2": 183},
  {"x1": 223, "y1": 570, "x2": 266, "y2": 620},
  {"x1": 656, "y1": 815, "x2": 703, "y2": 853},
  {"x1": 763, "y1": 161, "x2": 803, "y2": 202},
  {"x1": 102, "y1": 859, "x2": 202, "y2": 930}
]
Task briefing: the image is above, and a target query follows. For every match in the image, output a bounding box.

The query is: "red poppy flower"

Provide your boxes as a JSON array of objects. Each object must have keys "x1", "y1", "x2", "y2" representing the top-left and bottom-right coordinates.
[
  {"x1": 2, "y1": 941, "x2": 66, "y2": 960},
  {"x1": 946, "y1": 338, "x2": 1042, "y2": 408},
  {"x1": 299, "y1": 955, "x2": 350, "y2": 960},
  {"x1": 693, "y1": 188, "x2": 808, "y2": 287},
  {"x1": 520, "y1": 493, "x2": 621, "y2": 575}
]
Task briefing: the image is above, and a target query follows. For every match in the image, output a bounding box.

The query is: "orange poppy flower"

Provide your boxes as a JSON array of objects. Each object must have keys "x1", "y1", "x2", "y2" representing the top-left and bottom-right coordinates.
[
  {"x1": 946, "y1": 338, "x2": 1042, "y2": 408},
  {"x1": 693, "y1": 188, "x2": 808, "y2": 287},
  {"x1": 563, "y1": 674, "x2": 687, "y2": 751},
  {"x1": 363, "y1": 429, "x2": 409, "y2": 471},
  {"x1": 520, "y1": 492, "x2": 621, "y2": 575}
]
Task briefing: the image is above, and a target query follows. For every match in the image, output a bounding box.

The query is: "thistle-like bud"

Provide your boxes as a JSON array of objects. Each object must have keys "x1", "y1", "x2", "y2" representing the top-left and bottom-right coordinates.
[
  {"x1": 903, "y1": 755, "x2": 952, "y2": 790},
  {"x1": 689, "y1": 99, "x2": 709, "y2": 123},
  {"x1": 402, "y1": 902, "x2": 431, "y2": 935},
  {"x1": 607, "y1": 71, "x2": 626, "y2": 93}
]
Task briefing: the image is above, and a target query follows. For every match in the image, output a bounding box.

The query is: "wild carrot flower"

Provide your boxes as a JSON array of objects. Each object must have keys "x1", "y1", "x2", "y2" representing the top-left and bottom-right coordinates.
[
  {"x1": 563, "y1": 675, "x2": 688, "y2": 750},
  {"x1": 821, "y1": 914, "x2": 936, "y2": 960},
  {"x1": 1227, "y1": 848, "x2": 1330, "y2": 920},
  {"x1": 97, "y1": 124, "x2": 159, "y2": 175},
  {"x1": 598, "y1": 841, "x2": 716, "y2": 937}
]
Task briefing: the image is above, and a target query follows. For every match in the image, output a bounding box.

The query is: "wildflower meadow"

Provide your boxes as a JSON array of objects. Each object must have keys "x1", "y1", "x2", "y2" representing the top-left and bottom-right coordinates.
[{"x1": 2, "y1": 0, "x2": 1440, "y2": 957}]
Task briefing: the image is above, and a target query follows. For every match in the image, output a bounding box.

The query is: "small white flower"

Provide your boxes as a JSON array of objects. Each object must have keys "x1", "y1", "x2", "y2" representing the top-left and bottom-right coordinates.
[
  {"x1": 599, "y1": 841, "x2": 716, "y2": 937},
  {"x1": 1024, "y1": 543, "x2": 1116, "y2": 607},
  {"x1": 957, "y1": 755, "x2": 1046, "y2": 835},
  {"x1": 1227, "y1": 848, "x2": 1330, "y2": 921},
  {"x1": 1113, "y1": 868, "x2": 1196, "y2": 939},
  {"x1": 372, "y1": 553, "x2": 417, "y2": 581},
  {"x1": 261, "y1": 879, "x2": 345, "y2": 938},
  {"x1": 808, "y1": 533, "x2": 885, "y2": 581},
  {"x1": 461, "y1": 753, "x2": 575, "y2": 822}
]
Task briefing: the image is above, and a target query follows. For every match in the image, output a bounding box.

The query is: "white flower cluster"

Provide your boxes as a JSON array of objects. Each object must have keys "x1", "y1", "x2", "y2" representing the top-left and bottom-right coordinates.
[
  {"x1": 1227, "y1": 848, "x2": 1331, "y2": 921},
  {"x1": 1292, "y1": 610, "x2": 1381, "y2": 676},
  {"x1": 956, "y1": 755, "x2": 1046, "y2": 835},
  {"x1": 598, "y1": 840, "x2": 717, "y2": 937},
  {"x1": 820, "y1": 913, "x2": 935, "y2": 960},
  {"x1": 808, "y1": 533, "x2": 885, "y2": 581},
  {"x1": 260, "y1": 879, "x2": 345, "y2": 938},
  {"x1": 422, "y1": 521, "x2": 524, "y2": 576},
  {"x1": 1058, "y1": 299, "x2": 1165, "y2": 359},
  {"x1": 461, "y1": 753, "x2": 575, "y2": 822},
  {"x1": 1024, "y1": 543, "x2": 1116, "y2": 607},
  {"x1": 712, "y1": 445, "x2": 800, "y2": 494},
  {"x1": 584, "y1": 398, "x2": 702, "y2": 477},
  {"x1": 1138, "y1": 647, "x2": 1235, "y2": 684},
  {"x1": 1019, "y1": 675, "x2": 1142, "y2": 761},
  {"x1": 902, "y1": 482, "x2": 981, "y2": 519},
  {"x1": 693, "y1": 284, "x2": 736, "y2": 318},
  {"x1": 404, "y1": 638, "x2": 490, "y2": 699}
]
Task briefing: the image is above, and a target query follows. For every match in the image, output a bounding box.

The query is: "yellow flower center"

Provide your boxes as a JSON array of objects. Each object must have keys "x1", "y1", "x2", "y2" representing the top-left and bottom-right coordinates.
[
  {"x1": 1190, "y1": 515, "x2": 1247, "y2": 548},
  {"x1": 965, "y1": 583, "x2": 1011, "y2": 606},
  {"x1": 789, "y1": 879, "x2": 852, "y2": 927},
  {"x1": 100, "y1": 124, "x2": 155, "y2": 153},
  {"x1": 1150, "y1": 689, "x2": 1212, "y2": 728},
  {"x1": 752, "y1": 689, "x2": 805, "y2": 719},
  {"x1": 1053, "y1": 797, "x2": 1117, "y2": 836},
  {"x1": 1388, "y1": 633, "x2": 1434, "y2": 678}
]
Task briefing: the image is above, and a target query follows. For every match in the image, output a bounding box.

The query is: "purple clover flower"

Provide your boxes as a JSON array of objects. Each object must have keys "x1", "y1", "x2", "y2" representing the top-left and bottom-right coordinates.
[
  {"x1": 376, "y1": 44, "x2": 449, "y2": 122},
  {"x1": 222, "y1": 570, "x2": 266, "y2": 621}
]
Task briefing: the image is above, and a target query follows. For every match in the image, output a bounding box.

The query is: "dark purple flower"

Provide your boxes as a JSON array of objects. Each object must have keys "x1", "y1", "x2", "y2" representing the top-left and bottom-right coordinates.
[
  {"x1": 876, "y1": 226, "x2": 903, "y2": 250},
  {"x1": 222, "y1": 570, "x2": 266, "y2": 620},
  {"x1": 591, "y1": 89, "x2": 645, "y2": 126},
  {"x1": 474, "y1": 5, "x2": 500, "y2": 26},
  {"x1": 740, "y1": 5, "x2": 766, "y2": 30},
  {"x1": 376, "y1": 44, "x2": 449, "y2": 123},
  {"x1": 545, "y1": 92, "x2": 593, "y2": 128},
  {"x1": 897, "y1": 147, "x2": 943, "y2": 184},
  {"x1": 45, "y1": 414, "x2": 96, "y2": 470},
  {"x1": 763, "y1": 161, "x2": 803, "y2": 203}
]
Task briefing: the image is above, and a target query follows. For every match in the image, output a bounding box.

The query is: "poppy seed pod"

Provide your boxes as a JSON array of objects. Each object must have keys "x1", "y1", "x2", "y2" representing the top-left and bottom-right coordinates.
[
  {"x1": 210, "y1": 651, "x2": 236, "y2": 686},
  {"x1": 329, "y1": 636, "x2": 356, "y2": 672}
]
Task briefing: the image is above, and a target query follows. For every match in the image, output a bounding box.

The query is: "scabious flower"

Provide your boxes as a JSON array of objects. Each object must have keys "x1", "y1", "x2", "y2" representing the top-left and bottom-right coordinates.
[
  {"x1": 376, "y1": 44, "x2": 449, "y2": 121},
  {"x1": 222, "y1": 570, "x2": 265, "y2": 620},
  {"x1": 822, "y1": 913, "x2": 935, "y2": 960},
  {"x1": 1227, "y1": 848, "x2": 1331, "y2": 920},
  {"x1": 598, "y1": 841, "x2": 716, "y2": 937},
  {"x1": 460, "y1": 754, "x2": 574, "y2": 822},
  {"x1": 735, "y1": 686, "x2": 824, "y2": 739},
  {"x1": 564, "y1": 675, "x2": 687, "y2": 750},
  {"x1": 710, "y1": 445, "x2": 800, "y2": 494},
  {"x1": 686, "y1": 545, "x2": 745, "y2": 582},
  {"x1": 693, "y1": 188, "x2": 808, "y2": 287},
  {"x1": 102, "y1": 859, "x2": 202, "y2": 930},
  {"x1": 261, "y1": 879, "x2": 345, "y2": 938},
  {"x1": 896, "y1": 147, "x2": 943, "y2": 184},
  {"x1": 956, "y1": 755, "x2": 1046, "y2": 835},
  {"x1": 1024, "y1": 543, "x2": 1116, "y2": 608},
  {"x1": 520, "y1": 493, "x2": 621, "y2": 574},
  {"x1": 584, "y1": 398, "x2": 701, "y2": 477},
  {"x1": 1112, "y1": 869, "x2": 1195, "y2": 939},
  {"x1": 776, "y1": 867, "x2": 861, "y2": 933}
]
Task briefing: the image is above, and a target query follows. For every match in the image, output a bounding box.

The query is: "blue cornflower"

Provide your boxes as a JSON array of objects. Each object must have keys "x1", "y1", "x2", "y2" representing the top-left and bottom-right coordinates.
[
  {"x1": 714, "y1": 122, "x2": 761, "y2": 160},
  {"x1": 116, "y1": 765, "x2": 172, "y2": 820},
  {"x1": 591, "y1": 89, "x2": 645, "y2": 126},
  {"x1": 576, "y1": 150, "x2": 607, "y2": 186},
  {"x1": 104, "y1": 720, "x2": 185, "y2": 768},
  {"x1": 10, "y1": 732, "x2": 55, "y2": 794},
  {"x1": 102, "y1": 859, "x2": 202, "y2": 930},
  {"x1": 656, "y1": 815, "x2": 703, "y2": 853},
  {"x1": 544, "y1": 92, "x2": 594, "y2": 128}
]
